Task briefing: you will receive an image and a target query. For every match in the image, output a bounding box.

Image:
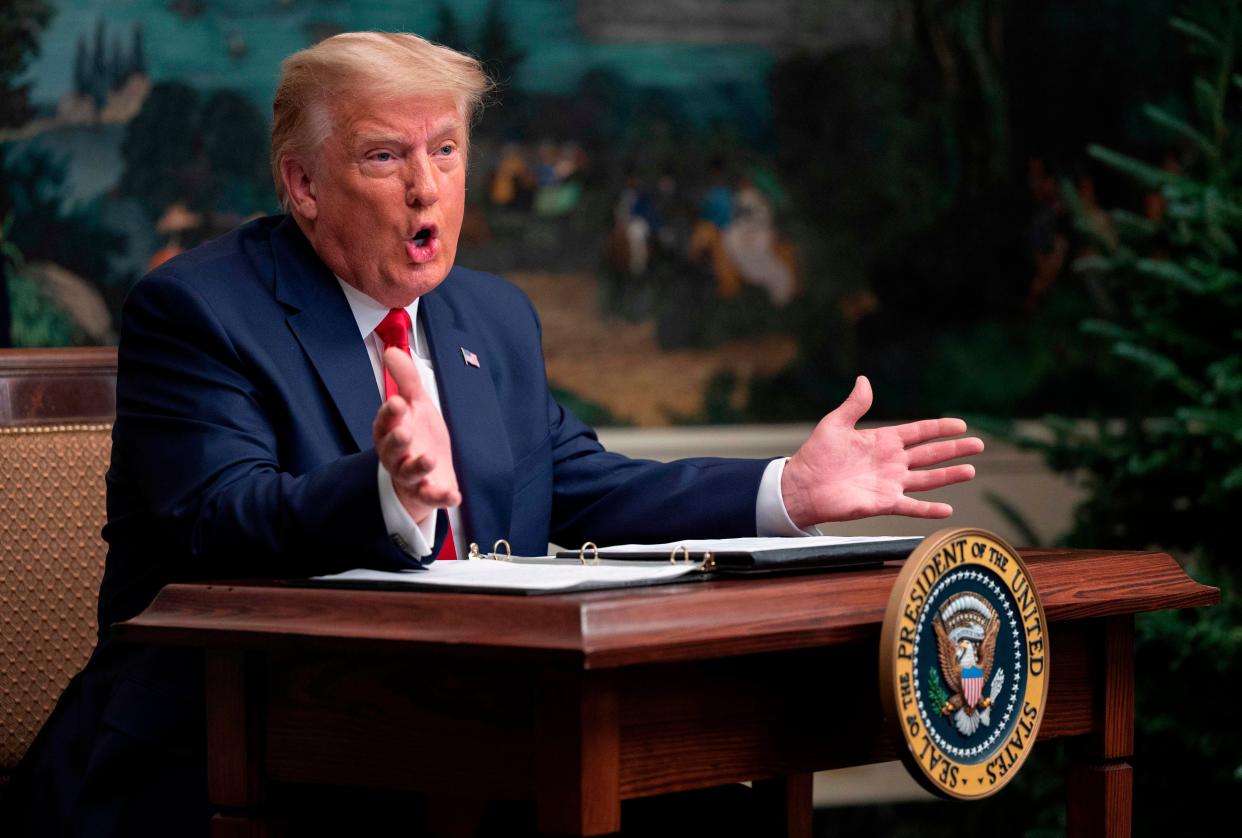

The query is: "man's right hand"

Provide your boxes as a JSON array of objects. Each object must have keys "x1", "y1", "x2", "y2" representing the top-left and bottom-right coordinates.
[{"x1": 372, "y1": 346, "x2": 461, "y2": 524}]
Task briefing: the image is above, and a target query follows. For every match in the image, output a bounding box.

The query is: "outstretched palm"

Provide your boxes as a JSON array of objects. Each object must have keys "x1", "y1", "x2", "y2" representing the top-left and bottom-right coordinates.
[
  {"x1": 781, "y1": 376, "x2": 983, "y2": 528},
  {"x1": 373, "y1": 347, "x2": 461, "y2": 524}
]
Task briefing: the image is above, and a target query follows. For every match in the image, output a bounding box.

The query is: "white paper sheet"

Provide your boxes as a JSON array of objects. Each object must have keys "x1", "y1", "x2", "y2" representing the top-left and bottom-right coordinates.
[{"x1": 312, "y1": 559, "x2": 698, "y2": 592}]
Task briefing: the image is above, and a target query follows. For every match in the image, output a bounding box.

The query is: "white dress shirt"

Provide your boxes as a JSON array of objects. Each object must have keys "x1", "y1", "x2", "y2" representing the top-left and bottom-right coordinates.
[{"x1": 335, "y1": 278, "x2": 813, "y2": 561}]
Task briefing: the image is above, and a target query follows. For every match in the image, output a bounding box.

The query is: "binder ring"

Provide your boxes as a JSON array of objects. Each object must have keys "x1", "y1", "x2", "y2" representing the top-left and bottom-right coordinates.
[
  {"x1": 492, "y1": 539, "x2": 512, "y2": 561},
  {"x1": 670, "y1": 545, "x2": 691, "y2": 564},
  {"x1": 579, "y1": 542, "x2": 599, "y2": 565},
  {"x1": 699, "y1": 551, "x2": 717, "y2": 572},
  {"x1": 468, "y1": 542, "x2": 482, "y2": 560}
]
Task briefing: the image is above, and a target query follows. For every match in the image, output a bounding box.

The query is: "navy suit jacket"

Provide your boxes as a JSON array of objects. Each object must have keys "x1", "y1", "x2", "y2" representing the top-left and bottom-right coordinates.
[
  {"x1": 5, "y1": 215, "x2": 769, "y2": 835},
  {"x1": 98, "y1": 214, "x2": 768, "y2": 629}
]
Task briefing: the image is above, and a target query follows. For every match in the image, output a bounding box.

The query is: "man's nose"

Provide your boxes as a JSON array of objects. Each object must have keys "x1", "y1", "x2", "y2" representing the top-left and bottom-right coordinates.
[{"x1": 404, "y1": 154, "x2": 439, "y2": 207}]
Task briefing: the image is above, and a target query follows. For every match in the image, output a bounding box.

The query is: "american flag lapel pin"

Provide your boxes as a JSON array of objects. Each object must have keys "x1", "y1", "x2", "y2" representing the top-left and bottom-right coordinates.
[{"x1": 460, "y1": 347, "x2": 481, "y2": 368}]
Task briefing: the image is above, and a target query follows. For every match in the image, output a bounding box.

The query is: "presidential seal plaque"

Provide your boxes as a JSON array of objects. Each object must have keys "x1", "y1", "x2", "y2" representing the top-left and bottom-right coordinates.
[{"x1": 879, "y1": 527, "x2": 1049, "y2": 799}]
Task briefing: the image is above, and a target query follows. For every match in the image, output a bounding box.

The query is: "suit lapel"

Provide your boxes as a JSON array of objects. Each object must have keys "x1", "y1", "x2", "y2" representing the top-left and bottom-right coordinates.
[
  {"x1": 420, "y1": 283, "x2": 514, "y2": 549},
  {"x1": 268, "y1": 220, "x2": 514, "y2": 544},
  {"x1": 271, "y1": 217, "x2": 378, "y2": 452}
]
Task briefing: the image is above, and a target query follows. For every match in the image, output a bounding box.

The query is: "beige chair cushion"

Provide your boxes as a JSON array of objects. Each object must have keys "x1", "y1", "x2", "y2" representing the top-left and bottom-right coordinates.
[{"x1": 0, "y1": 424, "x2": 110, "y2": 775}]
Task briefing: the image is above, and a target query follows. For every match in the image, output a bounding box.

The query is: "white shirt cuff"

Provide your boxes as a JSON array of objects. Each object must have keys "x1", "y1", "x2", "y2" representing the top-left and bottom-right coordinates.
[
  {"x1": 756, "y1": 457, "x2": 819, "y2": 537},
  {"x1": 377, "y1": 461, "x2": 436, "y2": 557}
]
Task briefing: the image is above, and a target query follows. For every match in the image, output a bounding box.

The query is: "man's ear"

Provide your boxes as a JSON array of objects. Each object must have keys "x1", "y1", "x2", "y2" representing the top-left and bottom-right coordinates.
[{"x1": 281, "y1": 156, "x2": 318, "y2": 221}]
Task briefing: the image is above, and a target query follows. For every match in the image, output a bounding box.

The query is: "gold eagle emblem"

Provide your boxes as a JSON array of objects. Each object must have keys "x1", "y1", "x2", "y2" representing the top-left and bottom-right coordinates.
[{"x1": 933, "y1": 592, "x2": 1002, "y2": 736}]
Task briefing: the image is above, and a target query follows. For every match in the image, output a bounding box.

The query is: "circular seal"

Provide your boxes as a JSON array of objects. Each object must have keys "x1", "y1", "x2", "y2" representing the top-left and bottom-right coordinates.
[{"x1": 879, "y1": 527, "x2": 1049, "y2": 799}]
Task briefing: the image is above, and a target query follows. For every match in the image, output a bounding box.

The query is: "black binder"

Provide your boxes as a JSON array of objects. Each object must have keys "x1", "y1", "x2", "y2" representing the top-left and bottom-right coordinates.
[
  {"x1": 553, "y1": 536, "x2": 925, "y2": 574},
  {"x1": 302, "y1": 536, "x2": 927, "y2": 595}
]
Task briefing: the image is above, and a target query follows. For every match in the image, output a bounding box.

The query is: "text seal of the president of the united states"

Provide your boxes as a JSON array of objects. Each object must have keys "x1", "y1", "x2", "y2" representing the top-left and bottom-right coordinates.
[{"x1": 880, "y1": 527, "x2": 1050, "y2": 799}]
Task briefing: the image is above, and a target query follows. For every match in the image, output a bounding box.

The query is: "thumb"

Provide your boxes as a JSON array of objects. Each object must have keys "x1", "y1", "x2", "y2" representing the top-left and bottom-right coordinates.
[
  {"x1": 383, "y1": 346, "x2": 428, "y2": 404},
  {"x1": 829, "y1": 375, "x2": 872, "y2": 428}
]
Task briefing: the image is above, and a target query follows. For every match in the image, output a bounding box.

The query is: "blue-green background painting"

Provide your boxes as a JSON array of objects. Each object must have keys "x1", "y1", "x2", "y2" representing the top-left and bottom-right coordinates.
[{"x1": 0, "y1": 0, "x2": 1196, "y2": 428}]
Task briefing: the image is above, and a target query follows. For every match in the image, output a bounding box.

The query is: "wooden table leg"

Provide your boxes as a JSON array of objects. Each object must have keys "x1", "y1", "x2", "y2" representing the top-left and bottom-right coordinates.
[
  {"x1": 1067, "y1": 616, "x2": 1134, "y2": 838},
  {"x1": 753, "y1": 772, "x2": 813, "y2": 838},
  {"x1": 535, "y1": 669, "x2": 620, "y2": 836},
  {"x1": 1067, "y1": 761, "x2": 1133, "y2": 838},
  {"x1": 207, "y1": 649, "x2": 282, "y2": 838}
]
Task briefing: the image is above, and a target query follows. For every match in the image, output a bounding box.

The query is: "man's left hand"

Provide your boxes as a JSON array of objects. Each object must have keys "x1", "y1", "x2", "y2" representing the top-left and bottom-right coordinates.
[
  {"x1": 781, "y1": 376, "x2": 984, "y2": 528},
  {"x1": 373, "y1": 347, "x2": 461, "y2": 524}
]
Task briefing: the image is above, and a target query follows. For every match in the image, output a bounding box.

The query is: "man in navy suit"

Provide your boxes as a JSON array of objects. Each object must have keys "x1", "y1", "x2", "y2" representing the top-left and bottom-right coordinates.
[{"x1": 5, "y1": 32, "x2": 982, "y2": 835}]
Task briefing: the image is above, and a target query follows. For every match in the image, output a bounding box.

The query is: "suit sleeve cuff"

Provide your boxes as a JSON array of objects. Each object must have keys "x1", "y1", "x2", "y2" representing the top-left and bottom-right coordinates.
[
  {"x1": 756, "y1": 457, "x2": 819, "y2": 537},
  {"x1": 377, "y1": 462, "x2": 436, "y2": 557}
]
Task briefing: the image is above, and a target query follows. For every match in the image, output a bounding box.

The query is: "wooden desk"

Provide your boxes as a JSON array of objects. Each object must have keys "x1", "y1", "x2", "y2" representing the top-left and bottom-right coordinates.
[{"x1": 117, "y1": 548, "x2": 1217, "y2": 837}]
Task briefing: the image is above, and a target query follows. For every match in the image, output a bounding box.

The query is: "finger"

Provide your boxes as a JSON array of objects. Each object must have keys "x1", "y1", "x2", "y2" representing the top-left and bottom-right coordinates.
[
  {"x1": 893, "y1": 417, "x2": 969, "y2": 446},
  {"x1": 905, "y1": 437, "x2": 984, "y2": 468},
  {"x1": 828, "y1": 375, "x2": 873, "y2": 428},
  {"x1": 383, "y1": 346, "x2": 428, "y2": 404},
  {"x1": 904, "y1": 464, "x2": 976, "y2": 493},
  {"x1": 377, "y1": 422, "x2": 414, "y2": 468},
  {"x1": 412, "y1": 479, "x2": 461, "y2": 508},
  {"x1": 393, "y1": 451, "x2": 436, "y2": 483},
  {"x1": 892, "y1": 497, "x2": 954, "y2": 518},
  {"x1": 372, "y1": 395, "x2": 408, "y2": 442},
  {"x1": 431, "y1": 487, "x2": 462, "y2": 508}
]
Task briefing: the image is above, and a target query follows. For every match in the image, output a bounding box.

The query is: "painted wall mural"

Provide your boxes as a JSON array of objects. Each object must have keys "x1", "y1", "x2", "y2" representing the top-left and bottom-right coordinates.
[{"x1": 1, "y1": 1, "x2": 1188, "y2": 426}]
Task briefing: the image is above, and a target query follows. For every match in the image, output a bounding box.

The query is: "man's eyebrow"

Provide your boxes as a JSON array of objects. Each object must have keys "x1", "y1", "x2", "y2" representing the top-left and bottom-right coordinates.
[
  {"x1": 351, "y1": 120, "x2": 465, "y2": 150},
  {"x1": 352, "y1": 133, "x2": 409, "y2": 149}
]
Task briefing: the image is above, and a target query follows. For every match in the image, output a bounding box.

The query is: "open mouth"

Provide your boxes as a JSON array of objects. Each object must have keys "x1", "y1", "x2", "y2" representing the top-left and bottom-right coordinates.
[
  {"x1": 406, "y1": 224, "x2": 439, "y2": 264},
  {"x1": 412, "y1": 225, "x2": 436, "y2": 247}
]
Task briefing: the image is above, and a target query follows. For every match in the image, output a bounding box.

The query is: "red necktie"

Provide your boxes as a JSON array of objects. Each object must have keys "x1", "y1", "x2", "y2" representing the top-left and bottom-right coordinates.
[{"x1": 375, "y1": 308, "x2": 456, "y2": 561}]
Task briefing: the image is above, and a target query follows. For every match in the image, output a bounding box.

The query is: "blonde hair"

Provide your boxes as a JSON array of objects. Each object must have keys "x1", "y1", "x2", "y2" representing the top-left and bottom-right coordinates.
[{"x1": 271, "y1": 32, "x2": 493, "y2": 210}]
